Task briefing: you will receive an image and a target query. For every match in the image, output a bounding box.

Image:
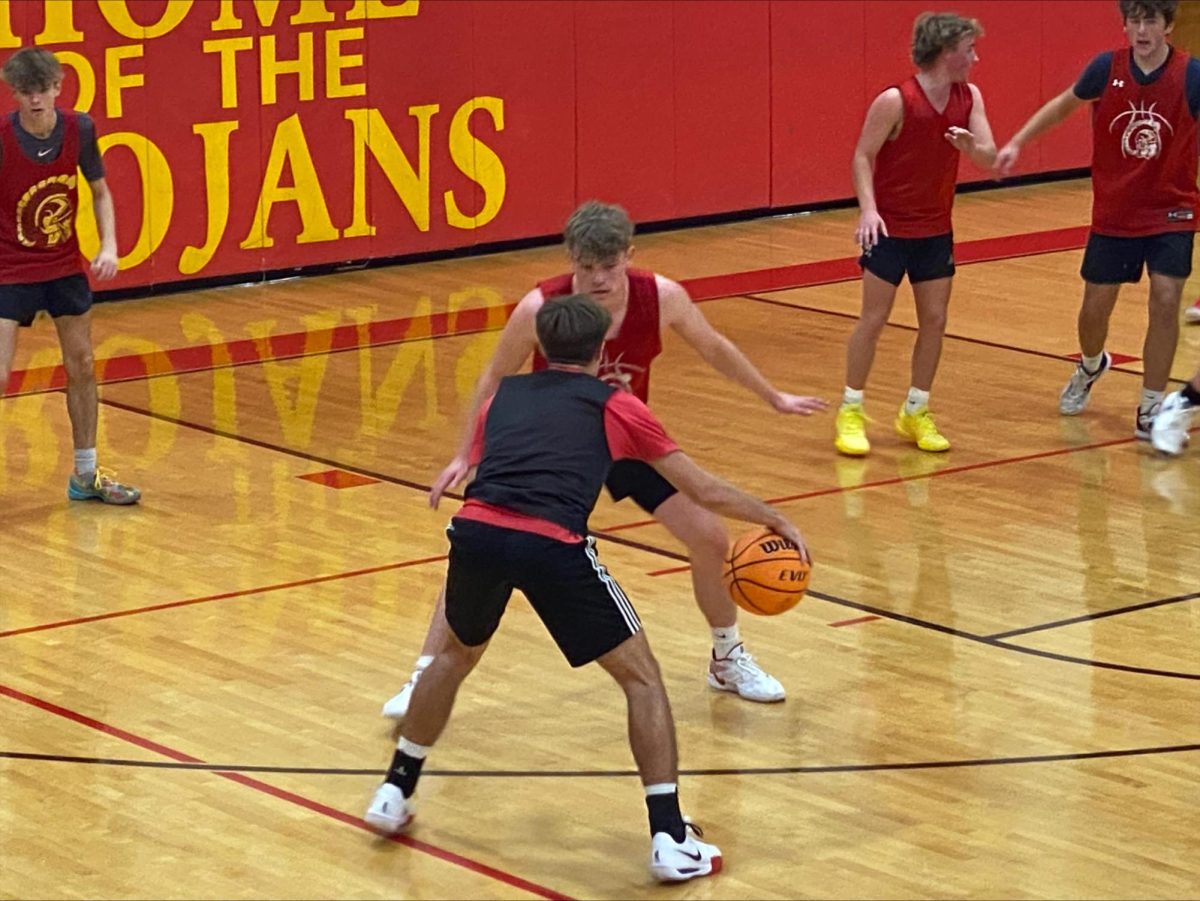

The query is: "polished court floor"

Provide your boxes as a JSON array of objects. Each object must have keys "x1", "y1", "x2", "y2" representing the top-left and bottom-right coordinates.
[{"x1": 3, "y1": 179, "x2": 1200, "y2": 900}]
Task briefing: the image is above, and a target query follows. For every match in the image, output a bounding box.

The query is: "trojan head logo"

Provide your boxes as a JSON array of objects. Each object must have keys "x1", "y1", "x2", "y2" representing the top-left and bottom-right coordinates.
[
  {"x1": 599, "y1": 349, "x2": 645, "y2": 393},
  {"x1": 15, "y1": 174, "x2": 77, "y2": 248},
  {"x1": 1110, "y1": 101, "x2": 1173, "y2": 160}
]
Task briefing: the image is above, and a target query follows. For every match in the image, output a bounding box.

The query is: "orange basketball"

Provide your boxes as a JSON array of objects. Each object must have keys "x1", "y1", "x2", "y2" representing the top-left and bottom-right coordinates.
[{"x1": 721, "y1": 528, "x2": 811, "y2": 616}]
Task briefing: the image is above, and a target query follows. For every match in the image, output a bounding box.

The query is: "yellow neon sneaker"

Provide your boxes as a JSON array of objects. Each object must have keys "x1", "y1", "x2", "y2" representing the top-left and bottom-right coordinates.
[
  {"x1": 834, "y1": 402, "x2": 870, "y2": 456},
  {"x1": 895, "y1": 404, "x2": 950, "y2": 452}
]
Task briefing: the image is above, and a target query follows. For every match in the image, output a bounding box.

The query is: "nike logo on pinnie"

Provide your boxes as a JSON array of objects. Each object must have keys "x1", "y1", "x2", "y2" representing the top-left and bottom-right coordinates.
[{"x1": 37, "y1": 148, "x2": 51, "y2": 157}]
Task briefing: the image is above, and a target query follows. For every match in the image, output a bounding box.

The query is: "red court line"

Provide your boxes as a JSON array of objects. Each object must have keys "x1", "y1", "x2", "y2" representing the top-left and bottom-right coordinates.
[
  {"x1": 680, "y1": 225, "x2": 1088, "y2": 300},
  {"x1": 3, "y1": 225, "x2": 1087, "y2": 398},
  {"x1": 830, "y1": 615, "x2": 882, "y2": 628},
  {"x1": 0, "y1": 683, "x2": 572, "y2": 900},
  {"x1": 0, "y1": 555, "x2": 448, "y2": 639}
]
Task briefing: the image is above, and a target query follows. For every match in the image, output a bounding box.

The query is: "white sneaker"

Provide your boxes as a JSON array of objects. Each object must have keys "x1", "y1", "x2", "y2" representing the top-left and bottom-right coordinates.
[
  {"x1": 1135, "y1": 402, "x2": 1160, "y2": 441},
  {"x1": 650, "y1": 823, "x2": 722, "y2": 882},
  {"x1": 707, "y1": 645, "x2": 785, "y2": 702},
  {"x1": 1060, "y1": 352, "x2": 1111, "y2": 415},
  {"x1": 364, "y1": 782, "x2": 413, "y2": 834},
  {"x1": 1151, "y1": 391, "x2": 1196, "y2": 456},
  {"x1": 1185, "y1": 300, "x2": 1200, "y2": 323},
  {"x1": 381, "y1": 668, "x2": 424, "y2": 720}
]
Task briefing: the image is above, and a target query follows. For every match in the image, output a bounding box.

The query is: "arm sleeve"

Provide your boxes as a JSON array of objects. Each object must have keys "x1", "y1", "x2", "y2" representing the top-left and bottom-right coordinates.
[
  {"x1": 1073, "y1": 52, "x2": 1114, "y2": 100},
  {"x1": 603, "y1": 391, "x2": 679, "y2": 462},
  {"x1": 467, "y1": 395, "x2": 494, "y2": 467},
  {"x1": 1187, "y1": 57, "x2": 1200, "y2": 118},
  {"x1": 78, "y1": 113, "x2": 104, "y2": 182}
]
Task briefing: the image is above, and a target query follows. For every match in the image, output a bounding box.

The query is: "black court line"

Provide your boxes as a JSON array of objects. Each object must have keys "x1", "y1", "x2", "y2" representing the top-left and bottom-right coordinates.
[
  {"x1": 808, "y1": 588, "x2": 1200, "y2": 680},
  {"x1": 3, "y1": 742, "x2": 1197, "y2": 777},
  {"x1": 987, "y1": 589, "x2": 1200, "y2": 640}
]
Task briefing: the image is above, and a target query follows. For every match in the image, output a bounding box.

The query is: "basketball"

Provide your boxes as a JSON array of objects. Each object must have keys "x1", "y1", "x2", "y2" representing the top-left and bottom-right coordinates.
[{"x1": 722, "y1": 528, "x2": 811, "y2": 616}]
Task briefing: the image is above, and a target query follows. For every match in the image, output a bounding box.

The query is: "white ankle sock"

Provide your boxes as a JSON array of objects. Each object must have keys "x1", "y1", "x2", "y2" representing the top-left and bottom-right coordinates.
[
  {"x1": 1139, "y1": 388, "x2": 1165, "y2": 413},
  {"x1": 414, "y1": 655, "x2": 434, "y2": 673},
  {"x1": 712, "y1": 625, "x2": 742, "y2": 659},
  {"x1": 905, "y1": 387, "x2": 930, "y2": 414},
  {"x1": 1080, "y1": 352, "x2": 1105, "y2": 374},
  {"x1": 74, "y1": 448, "x2": 97, "y2": 477},
  {"x1": 842, "y1": 387, "x2": 864, "y2": 406},
  {"x1": 397, "y1": 736, "x2": 432, "y2": 758}
]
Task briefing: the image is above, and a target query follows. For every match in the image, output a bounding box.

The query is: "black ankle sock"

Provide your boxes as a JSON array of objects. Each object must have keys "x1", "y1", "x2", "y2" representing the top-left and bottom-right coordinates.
[
  {"x1": 1183, "y1": 383, "x2": 1200, "y2": 407},
  {"x1": 646, "y1": 791, "x2": 686, "y2": 842},
  {"x1": 385, "y1": 750, "x2": 424, "y2": 798}
]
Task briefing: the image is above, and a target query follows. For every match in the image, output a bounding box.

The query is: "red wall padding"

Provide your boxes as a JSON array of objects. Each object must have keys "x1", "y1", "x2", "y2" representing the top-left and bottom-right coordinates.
[{"x1": 2, "y1": 0, "x2": 1113, "y2": 291}]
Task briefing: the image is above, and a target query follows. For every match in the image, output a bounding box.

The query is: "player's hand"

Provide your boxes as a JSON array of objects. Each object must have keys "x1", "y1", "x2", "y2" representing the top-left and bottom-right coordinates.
[
  {"x1": 768, "y1": 517, "x2": 811, "y2": 565},
  {"x1": 90, "y1": 248, "x2": 118, "y2": 281},
  {"x1": 429, "y1": 455, "x2": 470, "y2": 509},
  {"x1": 771, "y1": 392, "x2": 829, "y2": 415},
  {"x1": 944, "y1": 125, "x2": 975, "y2": 152},
  {"x1": 993, "y1": 142, "x2": 1021, "y2": 177},
  {"x1": 854, "y1": 210, "x2": 887, "y2": 252}
]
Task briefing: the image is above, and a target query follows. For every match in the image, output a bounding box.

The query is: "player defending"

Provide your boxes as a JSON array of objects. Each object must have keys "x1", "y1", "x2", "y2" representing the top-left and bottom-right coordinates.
[
  {"x1": 995, "y1": 0, "x2": 1200, "y2": 439},
  {"x1": 381, "y1": 201, "x2": 826, "y2": 717},
  {"x1": 365, "y1": 294, "x2": 812, "y2": 881},
  {"x1": 836, "y1": 12, "x2": 996, "y2": 457},
  {"x1": 0, "y1": 48, "x2": 138, "y2": 503}
]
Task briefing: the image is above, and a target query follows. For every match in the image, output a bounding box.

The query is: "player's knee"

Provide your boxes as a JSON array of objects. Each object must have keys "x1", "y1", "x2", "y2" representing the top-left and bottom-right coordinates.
[
  {"x1": 685, "y1": 516, "x2": 729, "y2": 561},
  {"x1": 62, "y1": 347, "x2": 95, "y2": 382}
]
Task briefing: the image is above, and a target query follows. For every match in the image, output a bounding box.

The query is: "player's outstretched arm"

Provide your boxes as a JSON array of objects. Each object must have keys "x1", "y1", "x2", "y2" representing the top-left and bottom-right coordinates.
[
  {"x1": 659, "y1": 276, "x2": 828, "y2": 416},
  {"x1": 651, "y1": 450, "x2": 810, "y2": 563},
  {"x1": 994, "y1": 86, "x2": 1084, "y2": 176},
  {"x1": 944, "y1": 84, "x2": 998, "y2": 169}
]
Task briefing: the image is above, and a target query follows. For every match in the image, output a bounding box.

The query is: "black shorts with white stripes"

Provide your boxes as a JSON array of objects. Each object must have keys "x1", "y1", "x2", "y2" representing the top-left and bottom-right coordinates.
[{"x1": 443, "y1": 517, "x2": 642, "y2": 667}]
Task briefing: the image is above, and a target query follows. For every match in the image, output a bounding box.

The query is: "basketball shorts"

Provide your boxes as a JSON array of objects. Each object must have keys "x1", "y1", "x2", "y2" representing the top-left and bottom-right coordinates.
[
  {"x1": 443, "y1": 518, "x2": 642, "y2": 667},
  {"x1": 0, "y1": 273, "x2": 93, "y2": 327},
  {"x1": 605, "y1": 459, "x2": 677, "y2": 513},
  {"x1": 859, "y1": 232, "x2": 955, "y2": 286},
  {"x1": 1080, "y1": 231, "x2": 1194, "y2": 284}
]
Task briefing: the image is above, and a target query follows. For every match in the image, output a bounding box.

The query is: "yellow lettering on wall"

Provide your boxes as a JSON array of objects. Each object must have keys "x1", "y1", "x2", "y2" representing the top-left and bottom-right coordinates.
[
  {"x1": 203, "y1": 37, "x2": 254, "y2": 108},
  {"x1": 241, "y1": 113, "x2": 339, "y2": 249},
  {"x1": 180, "y1": 120, "x2": 239, "y2": 275},
  {"x1": 78, "y1": 132, "x2": 174, "y2": 270},
  {"x1": 344, "y1": 105, "x2": 437, "y2": 236},
  {"x1": 346, "y1": 0, "x2": 420, "y2": 19},
  {"x1": 35, "y1": 0, "x2": 85, "y2": 45},
  {"x1": 444, "y1": 97, "x2": 506, "y2": 230},
  {"x1": 104, "y1": 45, "x2": 144, "y2": 119},
  {"x1": 98, "y1": 0, "x2": 195, "y2": 39},
  {"x1": 260, "y1": 32, "x2": 314, "y2": 105},
  {"x1": 212, "y1": 0, "x2": 337, "y2": 30},
  {"x1": 55, "y1": 51, "x2": 96, "y2": 114},
  {"x1": 179, "y1": 312, "x2": 244, "y2": 461},
  {"x1": 325, "y1": 27, "x2": 365, "y2": 99}
]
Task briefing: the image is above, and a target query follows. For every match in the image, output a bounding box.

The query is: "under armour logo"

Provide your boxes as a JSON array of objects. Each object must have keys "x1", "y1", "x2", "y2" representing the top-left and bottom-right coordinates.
[{"x1": 1112, "y1": 78, "x2": 1125, "y2": 88}]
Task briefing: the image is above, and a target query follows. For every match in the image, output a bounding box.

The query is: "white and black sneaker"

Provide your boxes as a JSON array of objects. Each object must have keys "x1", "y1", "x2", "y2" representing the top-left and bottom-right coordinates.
[
  {"x1": 1151, "y1": 391, "x2": 1196, "y2": 456},
  {"x1": 1060, "y1": 352, "x2": 1111, "y2": 415},
  {"x1": 1135, "y1": 401, "x2": 1161, "y2": 441},
  {"x1": 364, "y1": 783, "x2": 413, "y2": 834},
  {"x1": 649, "y1": 821, "x2": 722, "y2": 883}
]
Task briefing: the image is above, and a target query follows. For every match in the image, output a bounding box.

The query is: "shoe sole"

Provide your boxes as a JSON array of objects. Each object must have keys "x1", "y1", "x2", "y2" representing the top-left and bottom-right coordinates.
[
  {"x1": 67, "y1": 488, "x2": 141, "y2": 505},
  {"x1": 364, "y1": 811, "x2": 413, "y2": 834},
  {"x1": 706, "y1": 673, "x2": 785, "y2": 703},
  {"x1": 651, "y1": 855, "x2": 723, "y2": 882},
  {"x1": 834, "y1": 440, "x2": 869, "y2": 457}
]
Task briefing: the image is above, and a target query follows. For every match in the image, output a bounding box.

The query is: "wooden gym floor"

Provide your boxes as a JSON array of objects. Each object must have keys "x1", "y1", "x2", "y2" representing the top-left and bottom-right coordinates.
[{"x1": 2, "y1": 178, "x2": 1199, "y2": 900}]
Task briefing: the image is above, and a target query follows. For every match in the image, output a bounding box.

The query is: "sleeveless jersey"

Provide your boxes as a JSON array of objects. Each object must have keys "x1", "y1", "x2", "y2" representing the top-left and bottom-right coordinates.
[
  {"x1": 1090, "y1": 48, "x2": 1199, "y2": 236},
  {"x1": 0, "y1": 110, "x2": 84, "y2": 284},
  {"x1": 532, "y1": 269, "x2": 662, "y2": 402},
  {"x1": 872, "y1": 77, "x2": 973, "y2": 238}
]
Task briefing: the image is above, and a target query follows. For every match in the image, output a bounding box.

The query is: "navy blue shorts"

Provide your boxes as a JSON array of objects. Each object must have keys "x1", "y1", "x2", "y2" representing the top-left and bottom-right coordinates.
[
  {"x1": 1080, "y1": 231, "x2": 1194, "y2": 284},
  {"x1": 859, "y1": 233, "x2": 955, "y2": 286},
  {"x1": 0, "y1": 273, "x2": 92, "y2": 327}
]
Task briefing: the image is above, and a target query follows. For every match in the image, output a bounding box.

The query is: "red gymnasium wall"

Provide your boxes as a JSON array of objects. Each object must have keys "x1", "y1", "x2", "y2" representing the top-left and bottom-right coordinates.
[{"x1": 0, "y1": 0, "x2": 1116, "y2": 292}]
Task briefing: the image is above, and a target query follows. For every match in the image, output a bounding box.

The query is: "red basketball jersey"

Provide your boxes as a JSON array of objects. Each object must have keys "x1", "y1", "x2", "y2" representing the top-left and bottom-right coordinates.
[
  {"x1": 533, "y1": 269, "x2": 662, "y2": 402},
  {"x1": 872, "y1": 77, "x2": 973, "y2": 238},
  {"x1": 0, "y1": 110, "x2": 84, "y2": 284},
  {"x1": 1090, "y1": 49, "x2": 1199, "y2": 236}
]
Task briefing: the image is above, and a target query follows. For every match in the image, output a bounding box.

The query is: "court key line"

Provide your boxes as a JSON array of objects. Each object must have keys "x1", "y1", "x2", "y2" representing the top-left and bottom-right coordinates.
[
  {"x1": 0, "y1": 682, "x2": 573, "y2": 901},
  {"x1": 2, "y1": 225, "x2": 1087, "y2": 399},
  {"x1": 3, "y1": 741, "x2": 1197, "y2": 778}
]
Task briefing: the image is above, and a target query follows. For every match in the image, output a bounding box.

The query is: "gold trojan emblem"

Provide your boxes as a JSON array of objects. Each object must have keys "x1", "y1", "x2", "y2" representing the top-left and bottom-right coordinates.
[{"x1": 15, "y1": 174, "x2": 76, "y2": 247}]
